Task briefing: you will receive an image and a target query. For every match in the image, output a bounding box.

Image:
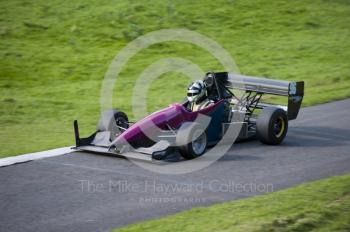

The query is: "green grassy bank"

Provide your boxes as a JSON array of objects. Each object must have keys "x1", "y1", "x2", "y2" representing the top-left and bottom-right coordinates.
[{"x1": 1, "y1": 0, "x2": 350, "y2": 157}]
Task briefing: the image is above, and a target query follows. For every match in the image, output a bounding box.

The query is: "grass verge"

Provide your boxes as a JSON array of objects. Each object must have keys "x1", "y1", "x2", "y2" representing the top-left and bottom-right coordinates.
[
  {"x1": 114, "y1": 173, "x2": 350, "y2": 232},
  {"x1": 1, "y1": 0, "x2": 350, "y2": 157}
]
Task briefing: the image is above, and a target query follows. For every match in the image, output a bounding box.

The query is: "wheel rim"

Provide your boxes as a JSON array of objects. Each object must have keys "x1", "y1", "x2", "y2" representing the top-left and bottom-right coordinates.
[
  {"x1": 191, "y1": 129, "x2": 207, "y2": 155},
  {"x1": 116, "y1": 117, "x2": 128, "y2": 130},
  {"x1": 274, "y1": 116, "x2": 285, "y2": 138}
]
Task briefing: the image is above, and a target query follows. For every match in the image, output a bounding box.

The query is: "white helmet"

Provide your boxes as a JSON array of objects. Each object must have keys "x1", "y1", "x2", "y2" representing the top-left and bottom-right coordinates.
[{"x1": 187, "y1": 80, "x2": 206, "y2": 102}]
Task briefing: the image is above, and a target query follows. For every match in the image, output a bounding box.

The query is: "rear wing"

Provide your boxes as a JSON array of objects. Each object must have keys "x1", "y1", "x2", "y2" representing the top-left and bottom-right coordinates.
[{"x1": 213, "y1": 72, "x2": 304, "y2": 120}]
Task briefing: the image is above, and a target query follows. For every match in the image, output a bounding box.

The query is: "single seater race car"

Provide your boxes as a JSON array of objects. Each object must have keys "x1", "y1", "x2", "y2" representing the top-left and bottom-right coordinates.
[{"x1": 73, "y1": 72, "x2": 304, "y2": 161}]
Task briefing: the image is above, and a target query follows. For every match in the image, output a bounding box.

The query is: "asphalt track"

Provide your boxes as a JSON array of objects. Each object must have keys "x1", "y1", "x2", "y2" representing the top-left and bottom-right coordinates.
[{"x1": 1, "y1": 99, "x2": 350, "y2": 232}]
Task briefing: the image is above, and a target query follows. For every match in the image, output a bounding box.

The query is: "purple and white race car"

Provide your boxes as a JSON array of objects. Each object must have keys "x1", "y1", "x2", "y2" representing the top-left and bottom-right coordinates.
[{"x1": 73, "y1": 72, "x2": 304, "y2": 161}]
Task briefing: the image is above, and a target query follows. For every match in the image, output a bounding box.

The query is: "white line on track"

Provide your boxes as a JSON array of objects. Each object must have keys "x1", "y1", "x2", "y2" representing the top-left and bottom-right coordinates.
[{"x1": 0, "y1": 147, "x2": 73, "y2": 167}]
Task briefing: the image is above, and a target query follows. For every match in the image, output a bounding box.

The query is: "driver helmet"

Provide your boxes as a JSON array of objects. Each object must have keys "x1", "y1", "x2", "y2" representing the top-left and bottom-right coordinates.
[{"x1": 187, "y1": 80, "x2": 206, "y2": 103}]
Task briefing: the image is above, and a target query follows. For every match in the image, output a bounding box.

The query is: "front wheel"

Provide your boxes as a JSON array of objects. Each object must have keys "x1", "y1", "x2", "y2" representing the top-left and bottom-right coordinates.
[
  {"x1": 256, "y1": 107, "x2": 288, "y2": 145},
  {"x1": 97, "y1": 109, "x2": 129, "y2": 140},
  {"x1": 176, "y1": 122, "x2": 208, "y2": 159}
]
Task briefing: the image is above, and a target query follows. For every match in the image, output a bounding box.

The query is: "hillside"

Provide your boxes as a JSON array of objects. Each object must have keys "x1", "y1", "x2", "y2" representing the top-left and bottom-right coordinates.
[{"x1": 1, "y1": 0, "x2": 350, "y2": 156}]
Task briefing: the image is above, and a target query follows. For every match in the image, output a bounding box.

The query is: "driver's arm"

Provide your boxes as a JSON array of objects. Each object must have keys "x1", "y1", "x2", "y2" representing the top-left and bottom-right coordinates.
[{"x1": 192, "y1": 99, "x2": 214, "y2": 111}]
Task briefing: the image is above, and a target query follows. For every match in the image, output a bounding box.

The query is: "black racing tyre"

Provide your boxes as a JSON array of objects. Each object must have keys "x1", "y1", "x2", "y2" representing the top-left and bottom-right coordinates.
[
  {"x1": 256, "y1": 107, "x2": 288, "y2": 145},
  {"x1": 176, "y1": 122, "x2": 207, "y2": 159},
  {"x1": 97, "y1": 109, "x2": 129, "y2": 140},
  {"x1": 114, "y1": 111, "x2": 129, "y2": 130}
]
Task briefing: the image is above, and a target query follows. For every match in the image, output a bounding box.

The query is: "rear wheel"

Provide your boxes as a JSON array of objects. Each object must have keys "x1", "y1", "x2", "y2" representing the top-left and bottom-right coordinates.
[
  {"x1": 256, "y1": 107, "x2": 288, "y2": 145},
  {"x1": 176, "y1": 123, "x2": 207, "y2": 159}
]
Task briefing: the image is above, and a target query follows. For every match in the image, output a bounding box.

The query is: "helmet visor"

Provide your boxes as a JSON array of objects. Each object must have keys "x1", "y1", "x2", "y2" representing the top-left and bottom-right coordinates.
[{"x1": 187, "y1": 92, "x2": 198, "y2": 97}]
